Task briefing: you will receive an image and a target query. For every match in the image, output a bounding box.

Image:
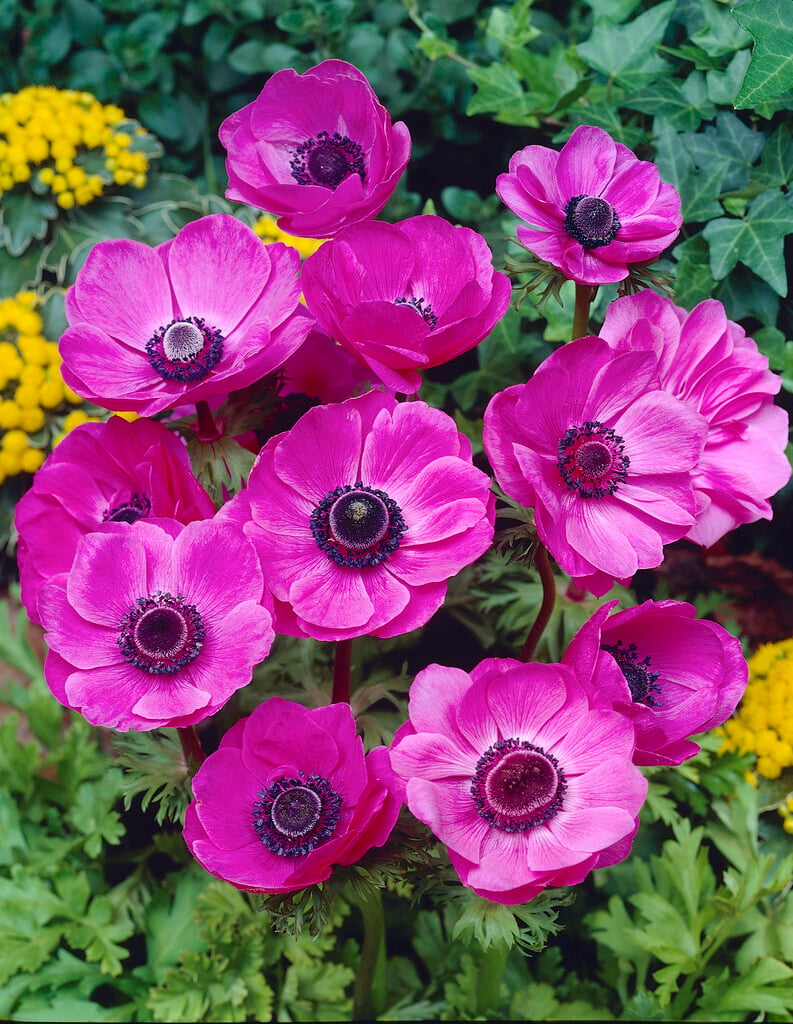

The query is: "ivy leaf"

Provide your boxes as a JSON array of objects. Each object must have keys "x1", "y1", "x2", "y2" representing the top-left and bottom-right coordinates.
[
  {"x1": 653, "y1": 120, "x2": 724, "y2": 222},
  {"x1": 733, "y1": 0, "x2": 793, "y2": 108},
  {"x1": 691, "y1": 0, "x2": 751, "y2": 56},
  {"x1": 577, "y1": 0, "x2": 676, "y2": 89},
  {"x1": 672, "y1": 234, "x2": 717, "y2": 309},
  {"x1": 680, "y1": 111, "x2": 766, "y2": 192},
  {"x1": 465, "y1": 64, "x2": 539, "y2": 125},
  {"x1": 703, "y1": 189, "x2": 793, "y2": 296},
  {"x1": 623, "y1": 72, "x2": 715, "y2": 131},
  {"x1": 0, "y1": 192, "x2": 58, "y2": 257}
]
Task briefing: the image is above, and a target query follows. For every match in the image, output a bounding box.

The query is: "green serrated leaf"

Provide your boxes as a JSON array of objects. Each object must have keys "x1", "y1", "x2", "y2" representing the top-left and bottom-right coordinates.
[
  {"x1": 703, "y1": 188, "x2": 793, "y2": 295},
  {"x1": 733, "y1": 0, "x2": 793, "y2": 108},
  {"x1": 0, "y1": 192, "x2": 58, "y2": 257}
]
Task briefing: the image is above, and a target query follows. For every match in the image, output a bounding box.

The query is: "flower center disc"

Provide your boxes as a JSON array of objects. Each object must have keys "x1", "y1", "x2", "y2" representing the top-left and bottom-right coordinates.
[
  {"x1": 602, "y1": 640, "x2": 661, "y2": 707},
  {"x1": 564, "y1": 194, "x2": 620, "y2": 248},
  {"x1": 471, "y1": 738, "x2": 566, "y2": 832},
  {"x1": 117, "y1": 591, "x2": 205, "y2": 675},
  {"x1": 290, "y1": 131, "x2": 366, "y2": 190},
  {"x1": 557, "y1": 421, "x2": 630, "y2": 498},
  {"x1": 311, "y1": 482, "x2": 407, "y2": 568},
  {"x1": 146, "y1": 316, "x2": 224, "y2": 383},
  {"x1": 252, "y1": 774, "x2": 343, "y2": 858},
  {"x1": 103, "y1": 492, "x2": 151, "y2": 524}
]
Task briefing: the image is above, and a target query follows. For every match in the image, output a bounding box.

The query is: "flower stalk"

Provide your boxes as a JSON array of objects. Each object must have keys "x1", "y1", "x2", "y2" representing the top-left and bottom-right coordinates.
[
  {"x1": 349, "y1": 887, "x2": 387, "y2": 1021},
  {"x1": 475, "y1": 943, "x2": 509, "y2": 1017},
  {"x1": 195, "y1": 400, "x2": 223, "y2": 443},
  {"x1": 572, "y1": 283, "x2": 595, "y2": 339},
  {"x1": 519, "y1": 543, "x2": 556, "y2": 661},
  {"x1": 333, "y1": 637, "x2": 353, "y2": 704},
  {"x1": 178, "y1": 725, "x2": 205, "y2": 767}
]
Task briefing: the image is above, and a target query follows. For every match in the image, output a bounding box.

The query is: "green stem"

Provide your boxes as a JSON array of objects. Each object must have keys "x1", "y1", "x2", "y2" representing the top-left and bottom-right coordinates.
[
  {"x1": 332, "y1": 637, "x2": 353, "y2": 704},
  {"x1": 572, "y1": 282, "x2": 595, "y2": 339},
  {"x1": 349, "y1": 888, "x2": 387, "y2": 1021},
  {"x1": 177, "y1": 725, "x2": 205, "y2": 767},
  {"x1": 519, "y1": 543, "x2": 556, "y2": 662},
  {"x1": 475, "y1": 943, "x2": 509, "y2": 1017}
]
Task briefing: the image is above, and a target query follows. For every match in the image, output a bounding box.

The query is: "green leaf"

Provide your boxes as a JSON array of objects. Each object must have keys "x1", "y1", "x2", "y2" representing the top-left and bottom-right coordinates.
[
  {"x1": 691, "y1": 0, "x2": 751, "y2": 56},
  {"x1": 0, "y1": 193, "x2": 58, "y2": 257},
  {"x1": 623, "y1": 72, "x2": 715, "y2": 131},
  {"x1": 138, "y1": 867, "x2": 210, "y2": 986},
  {"x1": 0, "y1": 243, "x2": 42, "y2": 293},
  {"x1": 465, "y1": 64, "x2": 538, "y2": 126},
  {"x1": 583, "y1": 0, "x2": 643, "y2": 22},
  {"x1": 577, "y1": 0, "x2": 676, "y2": 89},
  {"x1": 693, "y1": 958, "x2": 793, "y2": 1019},
  {"x1": 653, "y1": 120, "x2": 724, "y2": 222},
  {"x1": 733, "y1": 0, "x2": 793, "y2": 108},
  {"x1": 706, "y1": 48, "x2": 751, "y2": 105},
  {"x1": 703, "y1": 188, "x2": 793, "y2": 295},
  {"x1": 672, "y1": 233, "x2": 717, "y2": 308}
]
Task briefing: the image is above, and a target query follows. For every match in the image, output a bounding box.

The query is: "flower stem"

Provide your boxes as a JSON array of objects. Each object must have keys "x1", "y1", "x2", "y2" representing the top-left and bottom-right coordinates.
[
  {"x1": 332, "y1": 637, "x2": 353, "y2": 704},
  {"x1": 572, "y1": 283, "x2": 595, "y2": 339},
  {"x1": 195, "y1": 400, "x2": 222, "y2": 443},
  {"x1": 178, "y1": 725, "x2": 205, "y2": 767},
  {"x1": 520, "y1": 543, "x2": 556, "y2": 662},
  {"x1": 475, "y1": 943, "x2": 509, "y2": 1017},
  {"x1": 349, "y1": 887, "x2": 387, "y2": 1021}
]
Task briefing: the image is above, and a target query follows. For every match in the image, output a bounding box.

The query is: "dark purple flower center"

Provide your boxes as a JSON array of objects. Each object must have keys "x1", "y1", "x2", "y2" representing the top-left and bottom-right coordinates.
[
  {"x1": 557, "y1": 421, "x2": 629, "y2": 498},
  {"x1": 471, "y1": 737, "x2": 566, "y2": 832},
  {"x1": 103, "y1": 492, "x2": 151, "y2": 524},
  {"x1": 118, "y1": 591, "x2": 205, "y2": 675},
  {"x1": 252, "y1": 773, "x2": 343, "y2": 857},
  {"x1": 311, "y1": 482, "x2": 407, "y2": 568},
  {"x1": 602, "y1": 640, "x2": 661, "y2": 707},
  {"x1": 564, "y1": 194, "x2": 620, "y2": 248},
  {"x1": 394, "y1": 295, "x2": 438, "y2": 330},
  {"x1": 290, "y1": 131, "x2": 365, "y2": 190},
  {"x1": 146, "y1": 317, "x2": 223, "y2": 383}
]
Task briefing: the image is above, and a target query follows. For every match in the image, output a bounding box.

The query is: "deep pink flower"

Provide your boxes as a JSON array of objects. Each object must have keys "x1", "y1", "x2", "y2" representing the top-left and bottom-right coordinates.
[
  {"x1": 219, "y1": 60, "x2": 411, "y2": 238},
  {"x1": 496, "y1": 125, "x2": 682, "y2": 286},
  {"x1": 483, "y1": 336, "x2": 708, "y2": 596},
  {"x1": 389, "y1": 658, "x2": 647, "y2": 904},
  {"x1": 15, "y1": 416, "x2": 215, "y2": 625},
  {"x1": 598, "y1": 290, "x2": 791, "y2": 547},
  {"x1": 59, "y1": 214, "x2": 312, "y2": 415},
  {"x1": 563, "y1": 599, "x2": 748, "y2": 766},
  {"x1": 221, "y1": 391, "x2": 495, "y2": 640},
  {"x1": 38, "y1": 519, "x2": 274, "y2": 731},
  {"x1": 183, "y1": 697, "x2": 402, "y2": 893},
  {"x1": 300, "y1": 216, "x2": 511, "y2": 393}
]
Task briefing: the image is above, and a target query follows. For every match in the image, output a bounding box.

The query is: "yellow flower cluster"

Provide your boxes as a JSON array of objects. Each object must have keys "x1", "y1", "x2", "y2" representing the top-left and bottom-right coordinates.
[
  {"x1": 253, "y1": 215, "x2": 325, "y2": 259},
  {"x1": 0, "y1": 291, "x2": 99, "y2": 483},
  {"x1": 720, "y1": 639, "x2": 793, "y2": 787},
  {"x1": 0, "y1": 86, "x2": 151, "y2": 209}
]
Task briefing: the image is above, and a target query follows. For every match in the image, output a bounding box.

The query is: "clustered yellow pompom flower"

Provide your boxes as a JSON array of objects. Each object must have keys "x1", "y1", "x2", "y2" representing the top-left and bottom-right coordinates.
[
  {"x1": 253, "y1": 215, "x2": 325, "y2": 259},
  {"x1": 0, "y1": 85, "x2": 155, "y2": 209},
  {"x1": 720, "y1": 639, "x2": 793, "y2": 808},
  {"x1": 0, "y1": 290, "x2": 102, "y2": 484}
]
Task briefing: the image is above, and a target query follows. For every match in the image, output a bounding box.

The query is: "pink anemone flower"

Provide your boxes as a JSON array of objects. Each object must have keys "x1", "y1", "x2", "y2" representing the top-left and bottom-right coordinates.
[
  {"x1": 598, "y1": 290, "x2": 791, "y2": 547},
  {"x1": 563, "y1": 599, "x2": 748, "y2": 766},
  {"x1": 38, "y1": 519, "x2": 274, "y2": 731},
  {"x1": 15, "y1": 416, "x2": 215, "y2": 625},
  {"x1": 389, "y1": 658, "x2": 647, "y2": 905},
  {"x1": 183, "y1": 697, "x2": 402, "y2": 893},
  {"x1": 220, "y1": 390, "x2": 495, "y2": 641},
  {"x1": 219, "y1": 60, "x2": 411, "y2": 238},
  {"x1": 300, "y1": 215, "x2": 511, "y2": 393},
  {"x1": 59, "y1": 214, "x2": 312, "y2": 415},
  {"x1": 483, "y1": 336, "x2": 708, "y2": 596},
  {"x1": 496, "y1": 125, "x2": 682, "y2": 285}
]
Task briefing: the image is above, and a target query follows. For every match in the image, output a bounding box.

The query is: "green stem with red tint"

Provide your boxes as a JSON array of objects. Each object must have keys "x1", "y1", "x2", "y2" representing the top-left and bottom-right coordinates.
[
  {"x1": 349, "y1": 887, "x2": 387, "y2": 1021},
  {"x1": 475, "y1": 943, "x2": 509, "y2": 1017},
  {"x1": 572, "y1": 282, "x2": 595, "y2": 339},
  {"x1": 332, "y1": 637, "x2": 353, "y2": 704},
  {"x1": 195, "y1": 400, "x2": 222, "y2": 443},
  {"x1": 519, "y1": 543, "x2": 556, "y2": 662},
  {"x1": 178, "y1": 725, "x2": 205, "y2": 767}
]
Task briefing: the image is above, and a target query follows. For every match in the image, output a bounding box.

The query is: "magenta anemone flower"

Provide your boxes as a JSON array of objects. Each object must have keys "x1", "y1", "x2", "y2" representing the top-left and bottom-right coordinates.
[
  {"x1": 598, "y1": 290, "x2": 791, "y2": 547},
  {"x1": 389, "y1": 658, "x2": 647, "y2": 905},
  {"x1": 37, "y1": 519, "x2": 274, "y2": 731},
  {"x1": 219, "y1": 60, "x2": 411, "y2": 238},
  {"x1": 483, "y1": 336, "x2": 708, "y2": 596},
  {"x1": 59, "y1": 214, "x2": 312, "y2": 415},
  {"x1": 15, "y1": 416, "x2": 215, "y2": 625},
  {"x1": 221, "y1": 391, "x2": 495, "y2": 641},
  {"x1": 563, "y1": 599, "x2": 748, "y2": 766},
  {"x1": 300, "y1": 216, "x2": 512, "y2": 393},
  {"x1": 183, "y1": 697, "x2": 402, "y2": 893},
  {"x1": 496, "y1": 125, "x2": 682, "y2": 286}
]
